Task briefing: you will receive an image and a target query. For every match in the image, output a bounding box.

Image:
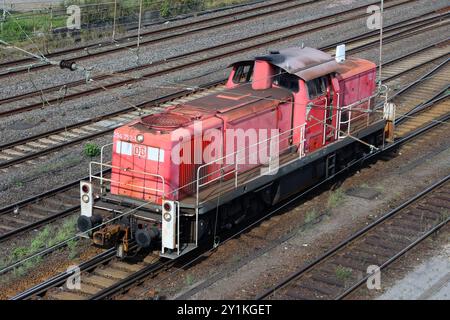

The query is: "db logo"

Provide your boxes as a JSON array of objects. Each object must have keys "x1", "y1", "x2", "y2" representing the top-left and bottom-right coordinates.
[{"x1": 134, "y1": 145, "x2": 147, "y2": 157}]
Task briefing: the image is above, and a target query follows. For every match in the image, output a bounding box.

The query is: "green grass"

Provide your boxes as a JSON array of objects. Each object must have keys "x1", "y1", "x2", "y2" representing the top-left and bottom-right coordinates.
[
  {"x1": 204, "y1": 0, "x2": 249, "y2": 9},
  {"x1": 185, "y1": 274, "x2": 194, "y2": 286},
  {"x1": 1, "y1": 0, "x2": 250, "y2": 47},
  {"x1": 335, "y1": 265, "x2": 353, "y2": 282},
  {"x1": 327, "y1": 188, "x2": 345, "y2": 209},
  {"x1": 84, "y1": 143, "x2": 101, "y2": 157},
  {"x1": 14, "y1": 181, "x2": 24, "y2": 188},
  {"x1": 440, "y1": 209, "x2": 449, "y2": 223},
  {"x1": 304, "y1": 209, "x2": 317, "y2": 225},
  {"x1": 0, "y1": 13, "x2": 66, "y2": 43},
  {"x1": 0, "y1": 216, "x2": 80, "y2": 278}
]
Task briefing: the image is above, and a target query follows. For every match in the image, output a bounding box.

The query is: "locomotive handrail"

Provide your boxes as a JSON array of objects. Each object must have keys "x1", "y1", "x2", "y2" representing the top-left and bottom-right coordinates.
[
  {"x1": 196, "y1": 123, "x2": 304, "y2": 185},
  {"x1": 89, "y1": 161, "x2": 166, "y2": 198},
  {"x1": 338, "y1": 92, "x2": 379, "y2": 112},
  {"x1": 336, "y1": 93, "x2": 341, "y2": 139},
  {"x1": 195, "y1": 122, "x2": 306, "y2": 207},
  {"x1": 100, "y1": 143, "x2": 114, "y2": 189},
  {"x1": 337, "y1": 91, "x2": 379, "y2": 139},
  {"x1": 322, "y1": 97, "x2": 328, "y2": 145}
]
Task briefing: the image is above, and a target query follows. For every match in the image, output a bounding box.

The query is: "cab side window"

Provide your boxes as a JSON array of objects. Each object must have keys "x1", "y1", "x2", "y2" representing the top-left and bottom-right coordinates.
[
  {"x1": 306, "y1": 77, "x2": 328, "y2": 99},
  {"x1": 232, "y1": 64, "x2": 254, "y2": 84},
  {"x1": 274, "y1": 71, "x2": 300, "y2": 93}
]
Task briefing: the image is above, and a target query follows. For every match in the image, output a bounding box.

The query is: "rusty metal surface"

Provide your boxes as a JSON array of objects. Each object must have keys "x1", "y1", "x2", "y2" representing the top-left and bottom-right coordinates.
[
  {"x1": 135, "y1": 85, "x2": 292, "y2": 131},
  {"x1": 186, "y1": 86, "x2": 291, "y2": 111},
  {"x1": 255, "y1": 46, "x2": 340, "y2": 81},
  {"x1": 252, "y1": 47, "x2": 377, "y2": 81}
]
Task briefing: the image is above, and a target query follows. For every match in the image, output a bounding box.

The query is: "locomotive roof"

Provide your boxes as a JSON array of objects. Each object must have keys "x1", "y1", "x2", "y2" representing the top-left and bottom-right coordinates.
[
  {"x1": 231, "y1": 47, "x2": 375, "y2": 81},
  {"x1": 184, "y1": 85, "x2": 291, "y2": 112},
  {"x1": 135, "y1": 86, "x2": 292, "y2": 131},
  {"x1": 252, "y1": 47, "x2": 340, "y2": 81}
]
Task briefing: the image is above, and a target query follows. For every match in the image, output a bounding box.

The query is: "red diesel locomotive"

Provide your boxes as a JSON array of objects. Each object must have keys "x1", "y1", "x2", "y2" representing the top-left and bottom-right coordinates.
[{"x1": 78, "y1": 46, "x2": 392, "y2": 259}]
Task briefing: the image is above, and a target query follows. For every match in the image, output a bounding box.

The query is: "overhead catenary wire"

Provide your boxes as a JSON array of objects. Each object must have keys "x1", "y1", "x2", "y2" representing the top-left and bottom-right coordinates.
[
  {"x1": 2, "y1": 33, "x2": 445, "y2": 141},
  {"x1": 4, "y1": 36, "x2": 443, "y2": 150},
  {"x1": 1, "y1": 4, "x2": 444, "y2": 113},
  {"x1": 0, "y1": 10, "x2": 442, "y2": 168}
]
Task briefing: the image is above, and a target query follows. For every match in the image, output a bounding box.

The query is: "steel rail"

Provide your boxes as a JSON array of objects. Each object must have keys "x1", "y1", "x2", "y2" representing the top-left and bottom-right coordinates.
[
  {"x1": 0, "y1": 38, "x2": 447, "y2": 245},
  {"x1": 0, "y1": 0, "x2": 418, "y2": 116},
  {"x1": 10, "y1": 248, "x2": 116, "y2": 300},
  {"x1": 0, "y1": 30, "x2": 446, "y2": 173},
  {"x1": 256, "y1": 173, "x2": 450, "y2": 300},
  {"x1": 10, "y1": 98, "x2": 449, "y2": 301},
  {"x1": 0, "y1": 0, "x2": 318, "y2": 76},
  {"x1": 0, "y1": 79, "x2": 224, "y2": 170},
  {"x1": 336, "y1": 215, "x2": 449, "y2": 299},
  {"x1": 388, "y1": 58, "x2": 449, "y2": 101}
]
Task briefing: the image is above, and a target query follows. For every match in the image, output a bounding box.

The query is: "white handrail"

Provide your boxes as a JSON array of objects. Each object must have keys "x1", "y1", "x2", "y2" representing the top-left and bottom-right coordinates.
[
  {"x1": 195, "y1": 123, "x2": 307, "y2": 207},
  {"x1": 89, "y1": 161, "x2": 166, "y2": 198},
  {"x1": 337, "y1": 91, "x2": 378, "y2": 139},
  {"x1": 100, "y1": 143, "x2": 113, "y2": 189}
]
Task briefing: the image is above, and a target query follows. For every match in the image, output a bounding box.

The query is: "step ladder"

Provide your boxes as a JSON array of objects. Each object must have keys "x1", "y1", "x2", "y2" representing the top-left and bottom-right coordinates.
[{"x1": 326, "y1": 153, "x2": 336, "y2": 179}]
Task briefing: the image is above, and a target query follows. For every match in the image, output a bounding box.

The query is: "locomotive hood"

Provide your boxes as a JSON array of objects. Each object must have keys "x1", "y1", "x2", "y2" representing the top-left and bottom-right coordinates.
[{"x1": 133, "y1": 85, "x2": 292, "y2": 133}]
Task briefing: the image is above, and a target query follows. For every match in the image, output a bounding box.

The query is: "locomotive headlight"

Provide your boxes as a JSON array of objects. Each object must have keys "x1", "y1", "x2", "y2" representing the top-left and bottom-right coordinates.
[
  {"x1": 136, "y1": 134, "x2": 144, "y2": 143},
  {"x1": 163, "y1": 202, "x2": 172, "y2": 212},
  {"x1": 163, "y1": 212, "x2": 172, "y2": 222},
  {"x1": 82, "y1": 184, "x2": 90, "y2": 193},
  {"x1": 82, "y1": 194, "x2": 90, "y2": 203}
]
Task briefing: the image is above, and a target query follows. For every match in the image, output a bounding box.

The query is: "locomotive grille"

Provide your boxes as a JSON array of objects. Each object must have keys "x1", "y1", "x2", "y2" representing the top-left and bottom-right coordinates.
[{"x1": 141, "y1": 113, "x2": 191, "y2": 128}]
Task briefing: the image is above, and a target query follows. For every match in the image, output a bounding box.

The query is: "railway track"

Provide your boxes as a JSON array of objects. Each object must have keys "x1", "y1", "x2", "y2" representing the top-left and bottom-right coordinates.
[
  {"x1": 9, "y1": 241, "x2": 186, "y2": 300},
  {"x1": 252, "y1": 78, "x2": 450, "y2": 300},
  {"x1": 17, "y1": 163, "x2": 448, "y2": 300},
  {"x1": 97, "y1": 95, "x2": 450, "y2": 301},
  {"x1": 0, "y1": 85, "x2": 226, "y2": 242},
  {"x1": 0, "y1": 82, "x2": 226, "y2": 172},
  {"x1": 10, "y1": 248, "x2": 117, "y2": 300},
  {"x1": 0, "y1": 185, "x2": 80, "y2": 242},
  {"x1": 0, "y1": 0, "x2": 431, "y2": 117},
  {"x1": 8, "y1": 65, "x2": 450, "y2": 300},
  {"x1": 0, "y1": 0, "x2": 318, "y2": 76},
  {"x1": 0, "y1": 38, "x2": 447, "y2": 246},
  {"x1": 257, "y1": 174, "x2": 450, "y2": 300},
  {"x1": 39, "y1": 254, "x2": 167, "y2": 300},
  {"x1": 168, "y1": 81, "x2": 450, "y2": 301},
  {"x1": 0, "y1": 27, "x2": 447, "y2": 175},
  {"x1": 380, "y1": 42, "x2": 450, "y2": 85}
]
